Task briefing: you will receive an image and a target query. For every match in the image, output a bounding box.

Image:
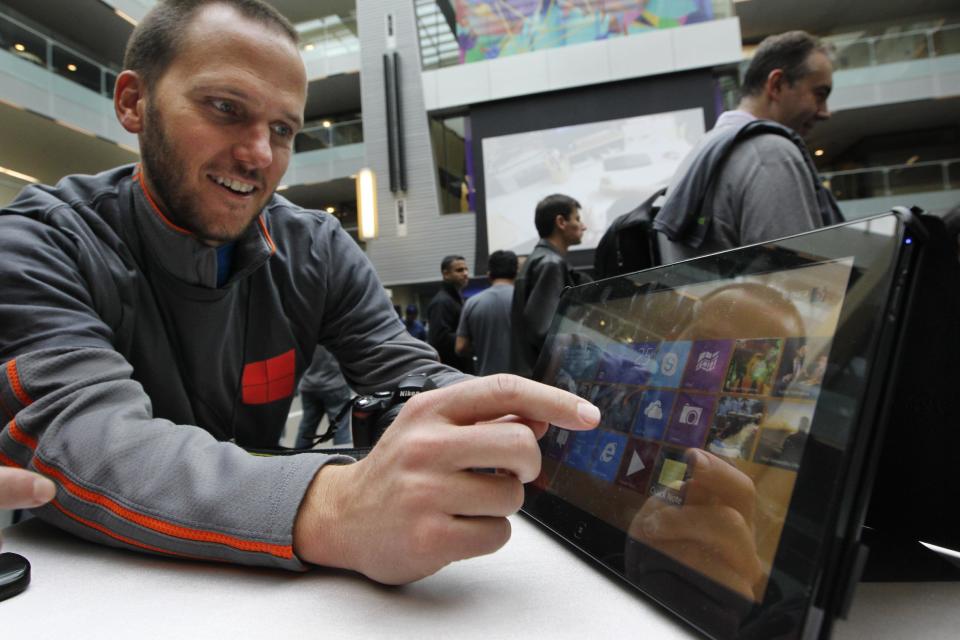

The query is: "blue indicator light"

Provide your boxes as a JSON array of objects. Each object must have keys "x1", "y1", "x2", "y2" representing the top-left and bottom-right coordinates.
[{"x1": 905, "y1": 238, "x2": 913, "y2": 245}]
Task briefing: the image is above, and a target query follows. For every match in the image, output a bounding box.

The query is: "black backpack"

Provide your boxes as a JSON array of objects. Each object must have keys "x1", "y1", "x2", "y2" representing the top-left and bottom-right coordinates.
[{"x1": 593, "y1": 186, "x2": 666, "y2": 280}]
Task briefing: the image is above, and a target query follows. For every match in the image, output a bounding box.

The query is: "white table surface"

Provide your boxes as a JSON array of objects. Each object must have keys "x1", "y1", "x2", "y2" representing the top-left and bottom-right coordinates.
[{"x1": 3, "y1": 516, "x2": 959, "y2": 639}]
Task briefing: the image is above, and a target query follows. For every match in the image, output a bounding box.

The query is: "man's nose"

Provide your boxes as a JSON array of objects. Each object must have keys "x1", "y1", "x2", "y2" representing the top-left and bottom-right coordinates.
[
  {"x1": 817, "y1": 103, "x2": 831, "y2": 121},
  {"x1": 234, "y1": 126, "x2": 273, "y2": 170}
]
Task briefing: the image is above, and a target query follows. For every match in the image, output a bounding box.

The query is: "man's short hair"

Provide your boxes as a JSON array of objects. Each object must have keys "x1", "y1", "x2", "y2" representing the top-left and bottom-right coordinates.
[
  {"x1": 741, "y1": 31, "x2": 829, "y2": 97},
  {"x1": 441, "y1": 255, "x2": 466, "y2": 273},
  {"x1": 124, "y1": 0, "x2": 298, "y2": 91},
  {"x1": 487, "y1": 250, "x2": 518, "y2": 280},
  {"x1": 534, "y1": 194, "x2": 581, "y2": 238}
]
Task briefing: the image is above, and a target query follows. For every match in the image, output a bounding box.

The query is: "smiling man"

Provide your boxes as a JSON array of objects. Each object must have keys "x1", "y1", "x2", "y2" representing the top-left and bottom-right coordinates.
[
  {"x1": 0, "y1": 0, "x2": 599, "y2": 583},
  {"x1": 654, "y1": 31, "x2": 844, "y2": 263}
]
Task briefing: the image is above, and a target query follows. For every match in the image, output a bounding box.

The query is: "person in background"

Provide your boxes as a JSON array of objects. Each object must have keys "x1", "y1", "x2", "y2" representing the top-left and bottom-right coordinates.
[
  {"x1": 426, "y1": 255, "x2": 475, "y2": 373},
  {"x1": 294, "y1": 346, "x2": 354, "y2": 448},
  {"x1": 511, "y1": 194, "x2": 590, "y2": 377},
  {"x1": 655, "y1": 30, "x2": 842, "y2": 263},
  {"x1": 456, "y1": 250, "x2": 518, "y2": 376},
  {"x1": 404, "y1": 304, "x2": 427, "y2": 341}
]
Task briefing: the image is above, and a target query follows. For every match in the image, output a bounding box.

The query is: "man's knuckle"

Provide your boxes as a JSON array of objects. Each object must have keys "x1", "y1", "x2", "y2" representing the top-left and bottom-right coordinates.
[{"x1": 490, "y1": 374, "x2": 523, "y2": 401}]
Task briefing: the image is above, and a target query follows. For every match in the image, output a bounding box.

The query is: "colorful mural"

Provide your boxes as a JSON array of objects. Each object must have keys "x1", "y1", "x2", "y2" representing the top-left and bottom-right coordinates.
[{"x1": 455, "y1": 0, "x2": 715, "y2": 63}]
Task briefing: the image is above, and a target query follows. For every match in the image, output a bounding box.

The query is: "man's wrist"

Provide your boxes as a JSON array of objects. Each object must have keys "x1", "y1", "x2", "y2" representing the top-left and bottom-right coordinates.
[{"x1": 292, "y1": 462, "x2": 354, "y2": 569}]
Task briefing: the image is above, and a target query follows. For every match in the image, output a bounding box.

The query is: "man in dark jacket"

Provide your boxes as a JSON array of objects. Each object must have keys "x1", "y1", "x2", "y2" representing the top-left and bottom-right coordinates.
[
  {"x1": 510, "y1": 194, "x2": 590, "y2": 377},
  {"x1": 426, "y1": 255, "x2": 475, "y2": 373}
]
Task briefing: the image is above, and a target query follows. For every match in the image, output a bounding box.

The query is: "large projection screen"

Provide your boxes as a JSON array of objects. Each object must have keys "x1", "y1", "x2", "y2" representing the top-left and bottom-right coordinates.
[{"x1": 482, "y1": 108, "x2": 705, "y2": 255}]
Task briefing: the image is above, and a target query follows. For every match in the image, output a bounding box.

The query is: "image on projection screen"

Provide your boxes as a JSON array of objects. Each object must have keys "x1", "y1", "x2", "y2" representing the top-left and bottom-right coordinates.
[{"x1": 482, "y1": 108, "x2": 705, "y2": 255}]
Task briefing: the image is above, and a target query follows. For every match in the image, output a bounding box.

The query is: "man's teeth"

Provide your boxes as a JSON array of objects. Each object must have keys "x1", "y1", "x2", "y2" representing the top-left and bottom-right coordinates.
[{"x1": 213, "y1": 176, "x2": 255, "y2": 194}]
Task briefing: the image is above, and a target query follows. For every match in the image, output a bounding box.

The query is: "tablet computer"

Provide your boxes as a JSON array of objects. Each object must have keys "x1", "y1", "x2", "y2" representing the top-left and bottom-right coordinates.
[{"x1": 523, "y1": 209, "x2": 952, "y2": 639}]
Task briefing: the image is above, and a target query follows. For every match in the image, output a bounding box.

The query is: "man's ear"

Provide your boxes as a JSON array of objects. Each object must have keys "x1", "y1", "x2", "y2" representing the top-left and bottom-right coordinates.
[
  {"x1": 765, "y1": 68, "x2": 786, "y2": 103},
  {"x1": 115, "y1": 70, "x2": 147, "y2": 134},
  {"x1": 554, "y1": 213, "x2": 567, "y2": 231}
]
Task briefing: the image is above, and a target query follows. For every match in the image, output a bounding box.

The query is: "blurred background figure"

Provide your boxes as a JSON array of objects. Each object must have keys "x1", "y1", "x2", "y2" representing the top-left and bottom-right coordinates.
[
  {"x1": 404, "y1": 304, "x2": 427, "y2": 341},
  {"x1": 427, "y1": 255, "x2": 475, "y2": 373},
  {"x1": 456, "y1": 250, "x2": 518, "y2": 376},
  {"x1": 294, "y1": 346, "x2": 354, "y2": 448}
]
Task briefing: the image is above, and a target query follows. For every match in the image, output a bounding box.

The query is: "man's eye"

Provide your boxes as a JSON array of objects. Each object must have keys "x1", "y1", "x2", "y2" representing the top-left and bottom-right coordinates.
[
  {"x1": 212, "y1": 100, "x2": 235, "y2": 114},
  {"x1": 272, "y1": 123, "x2": 294, "y2": 138}
]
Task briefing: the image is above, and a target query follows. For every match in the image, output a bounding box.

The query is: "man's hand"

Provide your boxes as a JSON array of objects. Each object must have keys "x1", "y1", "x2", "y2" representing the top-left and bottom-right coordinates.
[
  {"x1": 1, "y1": 467, "x2": 57, "y2": 550},
  {"x1": 293, "y1": 374, "x2": 600, "y2": 584},
  {"x1": 627, "y1": 449, "x2": 763, "y2": 600}
]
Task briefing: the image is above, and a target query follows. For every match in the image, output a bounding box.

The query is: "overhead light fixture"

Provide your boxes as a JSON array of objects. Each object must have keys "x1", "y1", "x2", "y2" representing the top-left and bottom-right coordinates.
[
  {"x1": 114, "y1": 9, "x2": 138, "y2": 26},
  {"x1": 276, "y1": 184, "x2": 289, "y2": 191},
  {"x1": 906, "y1": 155, "x2": 920, "y2": 165},
  {"x1": 0, "y1": 165, "x2": 39, "y2": 183},
  {"x1": 322, "y1": 120, "x2": 332, "y2": 128},
  {"x1": 14, "y1": 44, "x2": 26, "y2": 52},
  {"x1": 356, "y1": 168, "x2": 378, "y2": 240},
  {"x1": 67, "y1": 63, "x2": 78, "y2": 72},
  {"x1": 325, "y1": 206, "x2": 336, "y2": 214},
  {"x1": 814, "y1": 149, "x2": 825, "y2": 157},
  {"x1": 304, "y1": 43, "x2": 315, "y2": 51}
]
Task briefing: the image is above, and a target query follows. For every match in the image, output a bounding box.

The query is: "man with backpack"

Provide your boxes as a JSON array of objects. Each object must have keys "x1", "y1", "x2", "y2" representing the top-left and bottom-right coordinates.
[
  {"x1": 595, "y1": 31, "x2": 844, "y2": 279},
  {"x1": 654, "y1": 31, "x2": 843, "y2": 263}
]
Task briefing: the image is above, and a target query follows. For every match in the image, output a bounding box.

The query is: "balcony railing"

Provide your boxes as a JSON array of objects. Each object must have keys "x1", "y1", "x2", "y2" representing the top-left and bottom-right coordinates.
[
  {"x1": 1, "y1": 10, "x2": 118, "y2": 98},
  {"x1": 294, "y1": 119, "x2": 363, "y2": 153},
  {"x1": 826, "y1": 23, "x2": 960, "y2": 71},
  {"x1": 822, "y1": 158, "x2": 958, "y2": 201},
  {"x1": 297, "y1": 14, "x2": 359, "y2": 58}
]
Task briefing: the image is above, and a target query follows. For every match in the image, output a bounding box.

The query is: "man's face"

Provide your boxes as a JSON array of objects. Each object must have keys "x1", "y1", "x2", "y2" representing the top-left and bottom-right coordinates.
[
  {"x1": 443, "y1": 259, "x2": 470, "y2": 290},
  {"x1": 774, "y1": 50, "x2": 833, "y2": 137},
  {"x1": 558, "y1": 208, "x2": 586, "y2": 247},
  {"x1": 137, "y1": 5, "x2": 306, "y2": 245}
]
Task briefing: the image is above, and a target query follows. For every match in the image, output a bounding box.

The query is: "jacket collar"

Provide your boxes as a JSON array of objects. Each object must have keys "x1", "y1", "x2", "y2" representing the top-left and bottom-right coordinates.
[{"x1": 130, "y1": 167, "x2": 276, "y2": 289}]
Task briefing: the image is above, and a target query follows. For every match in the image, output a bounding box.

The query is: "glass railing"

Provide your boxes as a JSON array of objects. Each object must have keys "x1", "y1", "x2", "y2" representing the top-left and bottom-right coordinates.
[
  {"x1": 1, "y1": 10, "x2": 119, "y2": 98},
  {"x1": 297, "y1": 14, "x2": 359, "y2": 58},
  {"x1": 821, "y1": 159, "x2": 958, "y2": 201},
  {"x1": 294, "y1": 119, "x2": 363, "y2": 153},
  {"x1": 415, "y1": 0, "x2": 734, "y2": 71},
  {"x1": 826, "y1": 23, "x2": 960, "y2": 71}
]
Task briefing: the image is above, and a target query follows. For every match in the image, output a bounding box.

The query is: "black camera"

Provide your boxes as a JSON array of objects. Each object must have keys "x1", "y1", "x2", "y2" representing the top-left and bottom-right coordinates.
[{"x1": 351, "y1": 372, "x2": 430, "y2": 448}]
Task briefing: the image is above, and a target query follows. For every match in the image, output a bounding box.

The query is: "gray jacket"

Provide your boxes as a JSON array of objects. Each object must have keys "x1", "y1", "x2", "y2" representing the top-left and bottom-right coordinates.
[{"x1": 0, "y1": 165, "x2": 461, "y2": 569}]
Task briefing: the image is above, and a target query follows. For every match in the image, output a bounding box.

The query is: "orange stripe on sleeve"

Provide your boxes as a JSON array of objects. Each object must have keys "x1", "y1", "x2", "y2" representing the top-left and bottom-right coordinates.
[
  {"x1": 7, "y1": 419, "x2": 38, "y2": 452},
  {"x1": 49, "y1": 499, "x2": 202, "y2": 559},
  {"x1": 0, "y1": 450, "x2": 24, "y2": 468},
  {"x1": 6, "y1": 359, "x2": 34, "y2": 406},
  {"x1": 32, "y1": 458, "x2": 294, "y2": 560}
]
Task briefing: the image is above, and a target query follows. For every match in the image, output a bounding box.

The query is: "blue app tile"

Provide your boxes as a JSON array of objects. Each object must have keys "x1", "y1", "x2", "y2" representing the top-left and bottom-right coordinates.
[
  {"x1": 589, "y1": 431, "x2": 628, "y2": 483},
  {"x1": 632, "y1": 389, "x2": 677, "y2": 440},
  {"x1": 650, "y1": 341, "x2": 691, "y2": 388},
  {"x1": 542, "y1": 425, "x2": 573, "y2": 460},
  {"x1": 564, "y1": 428, "x2": 601, "y2": 473}
]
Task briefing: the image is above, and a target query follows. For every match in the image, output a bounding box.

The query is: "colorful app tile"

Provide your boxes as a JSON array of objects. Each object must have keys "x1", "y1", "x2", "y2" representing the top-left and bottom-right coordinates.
[
  {"x1": 563, "y1": 428, "x2": 601, "y2": 473},
  {"x1": 773, "y1": 337, "x2": 831, "y2": 400},
  {"x1": 705, "y1": 395, "x2": 765, "y2": 460},
  {"x1": 723, "y1": 338, "x2": 784, "y2": 396},
  {"x1": 648, "y1": 447, "x2": 690, "y2": 506},
  {"x1": 649, "y1": 340, "x2": 691, "y2": 388},
  {"x1": 616, "y1": 439, "x2": 660, "y2": 493},
  {"x1": 588, "y1": 431, "x2": 629, "y2": 483},
  {"x1": 665, "y1": 392, "x2": 716, "y2": 448},
  {"x1": 681, "y1": 340, "x2": 734, "y2": 392},
  {"x1": 632, "y1": 388, "x2": 677, "y2": 440},
  {"x1": 594, "y1": 385, "x2": 644, "y2": 433},
  {"x1": 752, "y1": 399, "x2": 817, "y2": 470}
]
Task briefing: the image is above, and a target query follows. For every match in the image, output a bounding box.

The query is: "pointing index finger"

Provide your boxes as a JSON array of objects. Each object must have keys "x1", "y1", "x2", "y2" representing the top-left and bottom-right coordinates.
[{"x1": 419, "y1": 374, "x2": 600, "y2": 431}]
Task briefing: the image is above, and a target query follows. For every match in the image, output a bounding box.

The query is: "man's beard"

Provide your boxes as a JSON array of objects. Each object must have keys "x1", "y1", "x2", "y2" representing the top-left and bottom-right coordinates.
[{"x1": 139, "y1": 100, "x2": 265, "y2": 244}]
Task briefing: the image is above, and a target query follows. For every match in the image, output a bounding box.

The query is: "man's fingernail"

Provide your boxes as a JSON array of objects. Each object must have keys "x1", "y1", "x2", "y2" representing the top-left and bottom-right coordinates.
[
  {"x1": 32, "y1": 476, "x2": 56, "y2": 505},
  {"x1": 577, "y1": 401, "x2": 600, "y2": 425}
]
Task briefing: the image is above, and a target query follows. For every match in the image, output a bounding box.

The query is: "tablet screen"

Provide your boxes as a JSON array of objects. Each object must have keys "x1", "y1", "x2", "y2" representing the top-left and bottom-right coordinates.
[{"x1": 524, "y1": 213, "x2": 917, "y2": 639}]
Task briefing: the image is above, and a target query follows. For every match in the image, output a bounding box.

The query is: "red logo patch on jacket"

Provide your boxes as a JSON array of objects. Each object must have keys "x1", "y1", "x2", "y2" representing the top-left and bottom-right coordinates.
[{"x1": 241, "y1": 349, "x2": 295, "y2": 404}]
